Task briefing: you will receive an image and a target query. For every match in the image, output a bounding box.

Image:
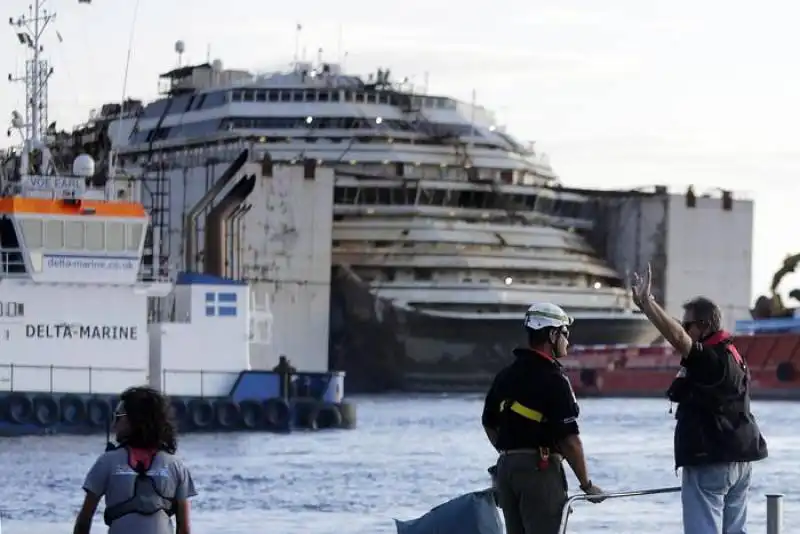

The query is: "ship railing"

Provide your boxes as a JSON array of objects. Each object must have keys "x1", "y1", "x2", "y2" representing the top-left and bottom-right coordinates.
[
  {"x1": 0, "y1": 363, "x2": 240, "y2": 398},
  {"x1": 137, "y1": 261, "x2": 177, "y2": 284},
  {"x1": 558, "y1": 487, "x2": 785, "y2": 534},
  {"x1": 159, "y1": 368, "x2": 241, "y2": 398},
  {"x1": 736, "y1": 317, "x2": 800, "y2": 334},
  {"x1": 0, "y1": 246, "x2": 174, "y2": 283}
]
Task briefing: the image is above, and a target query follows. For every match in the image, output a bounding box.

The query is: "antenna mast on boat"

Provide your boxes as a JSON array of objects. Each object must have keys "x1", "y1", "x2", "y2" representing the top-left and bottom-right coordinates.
[
  {"x1": 109, "y1": 0, "x2": 142, "y2": 179},
  {"x1": 8, "y1": 0, "x2": 56, "y2": 148}
]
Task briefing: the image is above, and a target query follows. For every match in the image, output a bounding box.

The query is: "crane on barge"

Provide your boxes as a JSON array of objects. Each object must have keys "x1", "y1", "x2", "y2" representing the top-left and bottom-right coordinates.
[{"x1": 751, "y1": 253, "x2": 800, "y2": 319}]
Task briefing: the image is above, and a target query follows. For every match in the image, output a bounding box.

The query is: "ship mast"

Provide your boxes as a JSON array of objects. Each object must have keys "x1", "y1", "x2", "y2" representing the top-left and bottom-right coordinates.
[{"x1": 8, "y1": 0, "x2": 56, "y2": 149}]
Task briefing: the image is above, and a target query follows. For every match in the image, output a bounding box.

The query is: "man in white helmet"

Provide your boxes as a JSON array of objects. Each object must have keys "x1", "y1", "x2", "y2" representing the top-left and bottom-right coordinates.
[{"x1": 482, "y1": 302, "x2": 605, "y2": 534}]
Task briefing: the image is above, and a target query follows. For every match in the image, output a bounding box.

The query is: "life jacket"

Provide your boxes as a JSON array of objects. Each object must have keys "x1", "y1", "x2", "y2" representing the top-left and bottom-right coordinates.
[
  {"x1": 669, "y1": 331, "x2": 768, "y2": 468},
  {"x1": 103, "y1": 447, "x2": 177, "y2": 526}
]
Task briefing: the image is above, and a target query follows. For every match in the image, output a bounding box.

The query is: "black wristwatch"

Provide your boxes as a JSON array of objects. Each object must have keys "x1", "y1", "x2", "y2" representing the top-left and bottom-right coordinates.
[{"x1": 580, "y1": 480, "x2": 593, "y2": 492}]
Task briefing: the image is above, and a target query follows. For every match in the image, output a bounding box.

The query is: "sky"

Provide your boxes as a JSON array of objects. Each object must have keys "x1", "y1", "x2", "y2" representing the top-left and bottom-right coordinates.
[{"x1": 2, "y1": 0, "x2": 799, "y2": 307}]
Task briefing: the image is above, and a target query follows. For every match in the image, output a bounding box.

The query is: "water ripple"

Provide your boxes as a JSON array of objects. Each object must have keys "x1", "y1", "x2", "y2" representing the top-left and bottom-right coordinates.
[{"x1": 0, "y1": 395, "x2": 796, "y2": 533}]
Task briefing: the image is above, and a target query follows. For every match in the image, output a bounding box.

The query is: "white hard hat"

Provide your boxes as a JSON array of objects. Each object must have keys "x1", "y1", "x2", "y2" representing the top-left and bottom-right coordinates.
[{"x1": 523, "y1": 302, "x2": 574, "y2": 330}]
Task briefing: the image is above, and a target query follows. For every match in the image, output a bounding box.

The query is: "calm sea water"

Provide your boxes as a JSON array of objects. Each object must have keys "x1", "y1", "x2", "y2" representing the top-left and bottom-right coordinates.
[{"x1": 0, "y1": 396, "x2": 796, "y2": 534}]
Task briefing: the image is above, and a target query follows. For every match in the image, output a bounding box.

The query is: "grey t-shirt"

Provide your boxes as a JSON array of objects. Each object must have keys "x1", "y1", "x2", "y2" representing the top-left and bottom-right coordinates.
[{"x1": 83, "y1": 447, "x2": 197, "y2": 534}]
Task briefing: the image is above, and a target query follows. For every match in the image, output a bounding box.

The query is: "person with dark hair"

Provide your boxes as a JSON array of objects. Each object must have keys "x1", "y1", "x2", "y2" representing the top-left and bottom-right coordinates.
[
  {"x1": 632, "y1": 263, "x2": 768, "y2": 534},
  {"x1": 72, "y1": 386, "x2": 197, "y2": 534},
  {"x1": 481, "y1": 302, "x2": 605, "y2": 534}
]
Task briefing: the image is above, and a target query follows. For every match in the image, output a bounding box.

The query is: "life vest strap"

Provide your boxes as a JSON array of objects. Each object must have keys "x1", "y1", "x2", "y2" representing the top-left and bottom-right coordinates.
[{"x1": 103, "y1": 448, "x2": 175, "y2": 526}]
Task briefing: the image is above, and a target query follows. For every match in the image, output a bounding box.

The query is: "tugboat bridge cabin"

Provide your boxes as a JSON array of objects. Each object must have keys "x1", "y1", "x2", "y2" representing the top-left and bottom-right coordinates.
[{"x1": 0, "y1": 149, "x2": 147, "y2": 284}]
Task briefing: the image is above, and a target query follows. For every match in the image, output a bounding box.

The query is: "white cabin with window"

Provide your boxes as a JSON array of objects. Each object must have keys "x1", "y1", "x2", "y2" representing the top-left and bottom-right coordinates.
[
  {"x1": 0, "y1": 155, "x2": 146, "y2": 284},
  {"x1": 3, "y1": 199, "x2": 147, "y2": 284}
]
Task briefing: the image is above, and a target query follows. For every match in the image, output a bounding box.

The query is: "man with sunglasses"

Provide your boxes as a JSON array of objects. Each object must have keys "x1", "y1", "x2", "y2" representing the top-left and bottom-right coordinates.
[
  {"x1": 632, "y1": 264, "x2": 768, "y2": 534},
  {"x1": 482, "y1": 302, "x2": 605, "y2": 534}
]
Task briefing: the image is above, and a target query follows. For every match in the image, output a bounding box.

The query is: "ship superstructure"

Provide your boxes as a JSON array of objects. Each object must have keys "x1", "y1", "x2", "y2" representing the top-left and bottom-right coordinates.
[
  {"x1": 51, "y1": 46, "x2": 656, "y2": 391},
  {"x1": 0, "y1": 6, "x2": 355, "y2": 435}
]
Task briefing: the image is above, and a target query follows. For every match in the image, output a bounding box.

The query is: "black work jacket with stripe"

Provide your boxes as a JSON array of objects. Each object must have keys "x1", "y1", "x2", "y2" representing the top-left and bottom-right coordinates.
[{"x1": 482, "y1": 348, "x2": 580, "y2": 451}]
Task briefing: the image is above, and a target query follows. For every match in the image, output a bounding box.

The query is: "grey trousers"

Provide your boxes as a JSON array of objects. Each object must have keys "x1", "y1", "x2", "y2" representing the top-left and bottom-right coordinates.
[{"x1": 495, "y1": 451, "x2": 568, "y2": 534}]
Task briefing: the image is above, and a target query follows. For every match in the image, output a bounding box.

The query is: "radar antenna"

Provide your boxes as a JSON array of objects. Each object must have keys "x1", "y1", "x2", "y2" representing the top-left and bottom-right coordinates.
[{"x1": 175, "y1": 40, "x2": 185, "y2": 67}]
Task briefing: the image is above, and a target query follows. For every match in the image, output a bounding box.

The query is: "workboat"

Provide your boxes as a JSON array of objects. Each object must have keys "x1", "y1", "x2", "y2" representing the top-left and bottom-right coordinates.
[
  {"x1": 0, "y1": 152, "x2": 354, "y2": 435},
  {"x1": 0, "y1": 1, "x2": 354, "y2": 436}
]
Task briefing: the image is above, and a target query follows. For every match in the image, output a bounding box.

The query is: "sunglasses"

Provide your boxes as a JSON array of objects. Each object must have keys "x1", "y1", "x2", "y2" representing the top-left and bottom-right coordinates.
[
  {"x1": 681, "y1": 320, "x2": 704, "y2": 331},
  {"x1": 113, "y1": 401, "x2": 127, "y2": 421},
  {"x1": 558, "y1": 327, "x2": 570, "y2": 340}
]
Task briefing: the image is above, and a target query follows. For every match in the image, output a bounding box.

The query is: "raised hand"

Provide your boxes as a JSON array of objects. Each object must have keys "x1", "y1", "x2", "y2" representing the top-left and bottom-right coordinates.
[{"x1": 632, "y1": 263, "x2": 653, "y2": 309}]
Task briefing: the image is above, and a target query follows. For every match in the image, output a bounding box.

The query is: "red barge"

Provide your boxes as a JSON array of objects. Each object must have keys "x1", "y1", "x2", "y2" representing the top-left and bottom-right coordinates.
[
  {"x1": 565, "y1": 323, "x2": 800, "y2": 400},
  {"x1": 565, "y1": 248, "x2": 800, "y2": 400}
]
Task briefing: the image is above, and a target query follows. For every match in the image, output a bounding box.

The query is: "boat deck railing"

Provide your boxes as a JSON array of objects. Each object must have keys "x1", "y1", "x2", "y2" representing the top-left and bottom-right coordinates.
[
  {"x1": 0, "y1": 246, "x2": 173, "y2": 284},
  {"x1": 0, "y1": 363, "x2": 242, "y2": 397},
  {"x1": 559, "y1": 486, "x2": 784, "y2": 534}
]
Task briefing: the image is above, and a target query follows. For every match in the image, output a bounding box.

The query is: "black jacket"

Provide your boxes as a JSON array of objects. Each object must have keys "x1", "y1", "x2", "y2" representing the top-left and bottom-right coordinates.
[
  {"x1": 668, "y1": 331, "x2": 768, "y2": 468},
  {"x1": 482, "y1": 348, "x2": 580, "y2": 451}
]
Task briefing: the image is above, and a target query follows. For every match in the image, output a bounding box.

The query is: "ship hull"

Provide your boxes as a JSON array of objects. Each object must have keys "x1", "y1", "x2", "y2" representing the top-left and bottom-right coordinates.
[
  {"x1": 563, "y1": 332, "x2": 800, "y2": 400},
  {"x1": 564, "y1": 369, "x2": 800, "y2": 401},
  {"x1": 328, "y1": 268, "x2": 657, "y2": 393}
]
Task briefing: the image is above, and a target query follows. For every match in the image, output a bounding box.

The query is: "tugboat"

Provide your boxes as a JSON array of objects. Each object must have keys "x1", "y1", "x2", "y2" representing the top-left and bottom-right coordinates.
[{"x1": 0, "y1": 0, "x2": 354, "y2": 436}]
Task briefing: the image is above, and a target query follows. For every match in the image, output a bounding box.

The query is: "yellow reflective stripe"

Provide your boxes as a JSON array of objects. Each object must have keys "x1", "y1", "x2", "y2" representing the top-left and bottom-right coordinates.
[
  {"x1": 510, "y1": 401, "x2": 544, "y2": 422},
  {"x1": 499, "y1": 400, "x2": 544, "y2": 422}
]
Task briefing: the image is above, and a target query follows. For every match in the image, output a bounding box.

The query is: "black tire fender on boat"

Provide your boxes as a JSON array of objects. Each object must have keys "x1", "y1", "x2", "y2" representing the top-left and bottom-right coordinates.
[
  {"x1": 60, "y1": 395, "x2": 86, "y2": 425},
  {"x1": 6, "y1": 392, "x2": 33, "y2": 424},
  {"x1": 239, "y1": 400, "x2": 263, "y2": 430},
  {"x1": 579, "y1": 368, "x2": 597, "y2": 388},
  {"x1": 338, "y1": 401, "x2": 357, "y2": 429},
  {"x1": 187, "y1": 399, "x2": 214, "y2": 430},
  {"x1": 168, "y1": 398, "x2": 188, "y2": 428},
  {"x1": 308, "y1": 403, "x2": 343, "y2": 430},
  {"x1": 776, "y1": 361, "x2": 796, "y2": 383},
  {"x1": 86, "y1": 397, "x2": 111, "y2": 427},
  {"x1": 214, "y1": 400, "x2": 241, "y2": 430},
  {"x1": 263, "y1": 397, "x2": 291, "y2": 430},
  {"x1": 32, "y1": 395, "x2": 59, "y2": 426},
  {"x1": 289, "y1": 397, "x2": 316, "y2": 429}
]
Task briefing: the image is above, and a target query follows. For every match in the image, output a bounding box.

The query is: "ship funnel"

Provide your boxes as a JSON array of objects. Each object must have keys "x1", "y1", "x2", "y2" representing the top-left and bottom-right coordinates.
[
  {"x1": 183, "y1": 149, "x2": 249, "y2": 272},
  {"x1": 203, "y1": 174, "x2": 255, "y2": 277}
]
